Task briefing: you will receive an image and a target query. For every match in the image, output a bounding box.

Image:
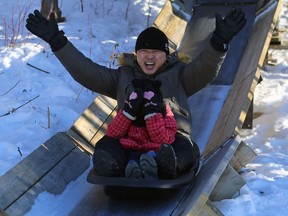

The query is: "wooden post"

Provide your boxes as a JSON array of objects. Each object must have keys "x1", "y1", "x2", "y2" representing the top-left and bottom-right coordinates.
[
  {"x1": 230, "y1": 141, "x2": 257, "y2": 172},
  {"x1": 201, "y1": 200, "x2": 224, "y2": 216},
  {"x1": 210, "y1": 164, "x2": 246, "y2": 201}
]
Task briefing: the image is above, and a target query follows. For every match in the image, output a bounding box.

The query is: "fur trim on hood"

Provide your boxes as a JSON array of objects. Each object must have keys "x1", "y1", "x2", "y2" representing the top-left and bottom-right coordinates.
[{"x1": 117, "y1": 51, "x2": 192, "y2": 68}]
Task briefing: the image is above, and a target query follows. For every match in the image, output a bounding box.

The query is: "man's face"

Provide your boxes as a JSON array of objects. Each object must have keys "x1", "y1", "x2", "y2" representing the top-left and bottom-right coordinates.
[{"x1": 136, "y1": 49, "x2": 166, "y2": 75}]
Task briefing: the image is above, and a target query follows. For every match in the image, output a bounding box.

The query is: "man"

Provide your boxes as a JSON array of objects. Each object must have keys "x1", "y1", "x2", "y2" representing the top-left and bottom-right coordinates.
[{"x1": 26, "y1": 8, "x2": 246, "y2": 179}]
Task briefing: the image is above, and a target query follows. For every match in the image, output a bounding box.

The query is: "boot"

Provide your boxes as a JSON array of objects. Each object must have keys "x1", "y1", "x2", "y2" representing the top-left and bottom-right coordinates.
[
  {"x1": 155, "y1": 144, "x2": 177, "y2": 179},
  {"x1": 139, "y1": 152, "x2": 158, "y2": 179},
  {"x1": 93, "y1": 149, "x2": 123, "y2": 177},
  {"x1": 125, "y1": 160, "x2": 143, "y2": 179}
]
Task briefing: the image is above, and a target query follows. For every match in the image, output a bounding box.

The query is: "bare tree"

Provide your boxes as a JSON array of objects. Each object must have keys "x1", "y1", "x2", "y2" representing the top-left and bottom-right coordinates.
[{"x1": 41, "y1": 0, "x2": 65, "y2": 22}]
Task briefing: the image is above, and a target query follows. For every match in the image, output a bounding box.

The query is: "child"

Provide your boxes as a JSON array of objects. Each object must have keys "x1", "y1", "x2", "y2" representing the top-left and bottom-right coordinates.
[{"x1": 105, "y1": 79, "x2": 177, "y2": 179}]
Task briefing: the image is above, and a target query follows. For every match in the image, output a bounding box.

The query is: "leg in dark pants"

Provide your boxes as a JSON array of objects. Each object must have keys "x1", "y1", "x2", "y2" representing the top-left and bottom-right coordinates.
[
  {"x1": 93, "y1": 135, "x2": 128, "y2": 177},
  {"x1": 171, "y1": 133, "x2": 200, "y2": 176}
]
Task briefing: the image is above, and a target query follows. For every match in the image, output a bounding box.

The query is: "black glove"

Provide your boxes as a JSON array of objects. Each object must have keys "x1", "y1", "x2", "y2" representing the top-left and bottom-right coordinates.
[
  {"x1": 211, "y1": 7, "x2": 246, "y2": 52},
  {"x1": 123, "y1": 88, "x2": 144, "y2": 120},
  {"x1": 143, "y1": 81, "x2": 164, "y2": 120},
  {"x1": 26, "y1": 10, "x2": 67, "y2": 51}
]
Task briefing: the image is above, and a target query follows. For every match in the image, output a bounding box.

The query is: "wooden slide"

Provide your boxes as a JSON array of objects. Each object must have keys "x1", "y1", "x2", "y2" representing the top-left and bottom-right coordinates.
[{"x1": 0, "y1": 0, "x2": 282, "y2": 215}]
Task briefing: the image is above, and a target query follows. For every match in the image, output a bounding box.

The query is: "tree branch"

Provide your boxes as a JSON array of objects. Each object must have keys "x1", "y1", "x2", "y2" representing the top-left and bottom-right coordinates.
[
  {"x1": 0, "y1": 95, "x2": 40, "y2": 117},
  {"x1": 1, "y1": 80, "x2": 20, "y2": 96},
  {"x1": 27, "y1": 62, "x2": 50, "y2": 74}
]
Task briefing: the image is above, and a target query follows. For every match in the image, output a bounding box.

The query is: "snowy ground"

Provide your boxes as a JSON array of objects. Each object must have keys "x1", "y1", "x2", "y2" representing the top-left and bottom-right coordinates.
[{"x1": 1, "y1": 0, "x2": 288, "y2": 215}]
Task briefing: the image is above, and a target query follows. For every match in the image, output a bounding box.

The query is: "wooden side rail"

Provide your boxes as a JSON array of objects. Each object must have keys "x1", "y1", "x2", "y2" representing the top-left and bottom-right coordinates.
[
  {"x1": 67, "y1": 95, "x2": 117, "y2": 155},
  {"x1": 0, "y1": 133, "x2": 90, "y2": 215}
]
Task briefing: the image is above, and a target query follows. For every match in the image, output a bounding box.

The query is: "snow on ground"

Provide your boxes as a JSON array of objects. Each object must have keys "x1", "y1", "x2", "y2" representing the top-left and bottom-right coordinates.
[{"x1": 0, "y1": 0, "x2": 288, "y2": 215}]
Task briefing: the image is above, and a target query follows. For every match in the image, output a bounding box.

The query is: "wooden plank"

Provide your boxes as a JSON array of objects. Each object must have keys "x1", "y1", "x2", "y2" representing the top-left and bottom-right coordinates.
[
  {"x1": 5, "y1": 147, "x2": 90, "y2": 216},
  {"x1": 210, "y1": 164, "x2": 246, "y2": 201},
  {"x1": 233, "y1": 2, "x2": 281, "y2": 89},
  {"x1": 200, "y1": 200, "x2": 224, "y2": 216},
  {"x1": 0, "y1": 132, "x2": 90, "y2": 215},
  {"x1": 68, "y1": 107, "x2": 117, "y2": 155},
  {"x1": 67, "y1": 108, "x2": 117, "y2": 154},
  {"x1": 203, "y1": 71, "x2": 257, "y2": 157},
  {"x1": 204, "y1": 70, "x2": 260, "y2": 159},
  {"x1": 67, "y1": 95, "x2": 117, "y2": 152},
  {"x1": 230, "y1": 141, "x2": 257, "y2": 172},
  {"x1": 171, "y1": 136, "x2": 241, "y2": 216},
  {"x1": 67, "y1": 129, "x2": 95, "y2": 155},
  {"x1": 235, "y1": 73, "x2": 259, "y2": 132},
  {"x1": 269, "y1": 44, "x2": 288, "y2": 49},
  {"x1": 89, "y1": 109, "x2": 117, "y2": 146},
  {"x1": 188, "y1": 85, "x2": 230, "y2": 153},
  {"x1": 69, "y1": 95, "x2": 116, "y2": 142},
  {"x1": 153, "y1": 0, "x2": 190, "y2": 52},
  {"x1": 270, "y1": 31, "x2": 283, "y2": 45},
  {"x1": 202, "y1": 0, "x2": 281, "y2": 159},
  {"x1": 258, "y1": 1, "x2": 283, "y2": 67},
  {"x1": 0, "y1": 132, "x2": 75, "y2": 210},
  {"x1": 242, "y1": 98, "x2": 254, "y2": 129}
]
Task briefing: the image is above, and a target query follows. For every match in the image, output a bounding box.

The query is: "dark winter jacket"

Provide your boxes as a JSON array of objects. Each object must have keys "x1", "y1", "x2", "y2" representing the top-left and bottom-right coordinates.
[{"x1": 54, "y1": 41, "x2": 226, "y2": 137}]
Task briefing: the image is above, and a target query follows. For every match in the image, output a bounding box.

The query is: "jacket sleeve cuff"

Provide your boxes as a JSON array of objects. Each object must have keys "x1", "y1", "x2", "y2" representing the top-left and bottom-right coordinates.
[
  {"x1": 123, "y1": 110, "x2": 136, "y2": 120},
  {"x1": 210, "y1": 33, "x2": 229, "y2": 52},
  {"x1": 144, "y1": 113, "x2": 157, "y2": 120},
  {"x1": 50, "y1": 30, "x2": 68, "y2": 52}
]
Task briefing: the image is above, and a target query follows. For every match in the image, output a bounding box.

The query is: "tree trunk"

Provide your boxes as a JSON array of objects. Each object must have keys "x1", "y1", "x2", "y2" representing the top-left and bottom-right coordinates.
[{"x1": 40, "y1": 0, "x2": 65, "y2": 22}]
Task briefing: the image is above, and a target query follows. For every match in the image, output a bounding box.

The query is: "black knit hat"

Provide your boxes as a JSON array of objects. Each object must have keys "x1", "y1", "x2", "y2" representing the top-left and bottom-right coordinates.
[{"x1": 135, "y1": 27, "x2": 169, "y2": 55}]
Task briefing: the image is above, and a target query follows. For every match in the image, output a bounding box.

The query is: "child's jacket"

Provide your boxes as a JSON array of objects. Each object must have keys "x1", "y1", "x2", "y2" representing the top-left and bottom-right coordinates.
[{"x1": 107, "y1": 104, "x2": 177, "y2": 152}]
